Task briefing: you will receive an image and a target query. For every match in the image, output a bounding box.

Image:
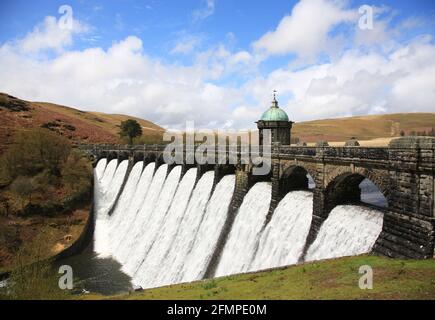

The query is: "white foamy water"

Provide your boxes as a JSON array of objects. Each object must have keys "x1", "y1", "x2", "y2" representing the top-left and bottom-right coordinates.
[
  {"x1": 93, "y1": 158, "x2": 107, "y2": 213},
  {"x1": 112, "y1": 162, "x2": 155, "y2": 263},
  {"x1": 94, "y1": 160, "x2": 128, "y2": 256},
  {"x1": 107, "y1": 161, "x2": 144, "y2": 253},
  {"x1": 93, "y1": 157, "x2": 385, "y2": 290},
  {"x1": 99, "y1": 159, "x2": 117, "y2": 194},
  {"x1": 215, "y1": 182, "x2": 271, "y2": 277},
  {"x1": 249, "y1": 191, "x2": 313, "y2": 270},
  {"x1": 94, "y1": 158, "x2": 107, "y2": 182},
  {"x1": 93, "y1": 159, "x2": 115, "y2": 213},
  {"x1": 121, "y1": 164, "x2": 168, "y2": 275},
  {"x1": 128, "y1": 166, "x2": 182, "y2": 277},
  {"x1": 153, "y1": 171, "x2": 215, "y2": 288},
  {"x1": 305, "y1": 205, "x2": 384, "y2": 261},
  {"x1": 134, "y1": 168, "x2": 198, "y2": 288},
  {"x1": 178, "y1": 174, "x2": 236, "y2": 283}
]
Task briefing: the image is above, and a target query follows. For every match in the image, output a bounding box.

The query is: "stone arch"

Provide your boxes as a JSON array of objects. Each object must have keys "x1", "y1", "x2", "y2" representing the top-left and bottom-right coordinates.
[
  {"x1": 324, "y1": 168, "x2": 389, "y2": 214},
  {"x1": 325, "y1": 166, "x2": 389, "y2": 199},
  {"x1": 280, "y1": 161, "x2": 317, "y2": 184},
  {"x1": 279, "y1": 164, "x2": 315, "y2": 196}
]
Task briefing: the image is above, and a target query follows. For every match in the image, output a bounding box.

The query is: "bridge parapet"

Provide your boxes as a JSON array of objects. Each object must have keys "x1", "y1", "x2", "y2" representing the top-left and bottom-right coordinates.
[
  {"x1": 274, "y1": 145, "x2": 390, "y2": 163},
  {"x1": 79, "y1": 144, "x2": 392, "y2": 162},
  {"x1": 319, "y1": 146, "x2": 389, "y2": 161}
]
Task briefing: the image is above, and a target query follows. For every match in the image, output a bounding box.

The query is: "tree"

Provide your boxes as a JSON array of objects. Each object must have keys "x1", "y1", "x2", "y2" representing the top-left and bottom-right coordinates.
[{"x1": 120, "y1": 119, "x2": 142, "y2": 144}]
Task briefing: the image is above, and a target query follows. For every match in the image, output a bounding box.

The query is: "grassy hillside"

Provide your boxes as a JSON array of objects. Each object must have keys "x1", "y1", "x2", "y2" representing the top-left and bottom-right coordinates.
[
  {"x1": 293, "y1": 113, "x2": 435, "y2": 143},
  {"x1": 0, "y1": 93, "x2": 164, "y2": 153},
  {"x1": 98, "y1": 255, "x2": 435, "y2": 300}
]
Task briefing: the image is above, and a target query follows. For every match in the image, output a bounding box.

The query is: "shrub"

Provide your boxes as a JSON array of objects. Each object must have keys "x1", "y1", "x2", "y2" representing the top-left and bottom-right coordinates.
[
  {"x1": 61, "y1": 149, "x2": 92, "y2": 196},
  {"x1": 0, "y1": 128, "x2": 71, "y2": 180},
  {"x1": 9, "y1": 176, "x2": 36, "y2": 209},
  {"x1": 0, "y1": 127, "x2": 91, "y2": 216}
]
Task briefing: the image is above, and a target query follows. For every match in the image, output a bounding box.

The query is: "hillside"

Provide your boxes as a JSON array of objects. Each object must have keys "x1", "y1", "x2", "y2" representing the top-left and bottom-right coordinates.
[
  {"x1": 1, "y1": 92, "x2": 434, "y2": 151},
  {"x1": 0, "y1": 93, "x2": 164, "y2": 153},
  {"x1": 292, "y1": 113, "x2": 435, "y2": 144}
]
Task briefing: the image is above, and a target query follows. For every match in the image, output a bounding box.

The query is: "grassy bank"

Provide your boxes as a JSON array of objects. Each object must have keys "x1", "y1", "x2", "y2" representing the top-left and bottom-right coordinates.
[
  {"x1": 94, "y1": 255, "x2": 435, "y2": 300},
  {"x1": 0, "y1": 205, "x2": 90, "y2": 271}
]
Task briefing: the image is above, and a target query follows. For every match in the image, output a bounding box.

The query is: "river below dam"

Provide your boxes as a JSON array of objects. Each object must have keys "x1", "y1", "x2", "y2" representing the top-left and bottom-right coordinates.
[{"x1": 66, "y1": 159, "x2": 387, "y2": 295}]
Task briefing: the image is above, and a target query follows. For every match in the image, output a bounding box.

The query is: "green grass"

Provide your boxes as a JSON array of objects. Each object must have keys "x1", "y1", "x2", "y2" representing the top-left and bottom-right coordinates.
[{"x1": 95, "y1": 255, "x2": 435, "y2": 300}]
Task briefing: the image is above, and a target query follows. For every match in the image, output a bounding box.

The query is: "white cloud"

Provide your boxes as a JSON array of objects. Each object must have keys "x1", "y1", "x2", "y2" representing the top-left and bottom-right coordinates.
[
  {"x1": 171, "y1": 35, "x2": 202, "y2": 55},
  {"x1": 192, "y1": 0, "x2": 215, "y2": 22},
  {"x1": 354, "y1": 6, "x2": 399, "y2": 50},
  {"x1": 243, "y1": 37, "x2": 435, "y2": 123},
  {"x1": 0, "y1": 4, "x2": 434, "y2": 131},
  {"x1": 15, "y1": 15, "x2": 87, "y2": 53},
  {"x1": 253, "y1": 0, "x2": 356, "y2": 59},
  {"x1": 0, "y1": 27, "x2": 245, "y2": 129}
]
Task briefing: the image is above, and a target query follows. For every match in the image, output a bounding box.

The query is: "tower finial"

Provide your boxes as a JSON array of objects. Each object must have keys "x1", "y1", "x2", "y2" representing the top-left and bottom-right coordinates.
[{"x1": 272, "y1": 90, "x2": 278, "y2": 107}]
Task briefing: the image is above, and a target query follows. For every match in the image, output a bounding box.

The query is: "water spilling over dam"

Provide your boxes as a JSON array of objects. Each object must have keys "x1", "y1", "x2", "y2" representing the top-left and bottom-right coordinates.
[{"x1": 93, "y1": 159, "x2": 387, "y2": 289}]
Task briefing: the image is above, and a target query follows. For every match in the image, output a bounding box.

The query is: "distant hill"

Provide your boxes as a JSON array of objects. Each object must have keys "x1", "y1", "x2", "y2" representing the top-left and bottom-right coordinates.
[
  {"x1": 0, "y1": 93, "x2": 164, "y2": 153},
  {"x1": 1, "y1": 92, "x2": 433, "y2": 151},
  {"x1": 293, "y1": 113, "x2": 435, "y2": 145}
]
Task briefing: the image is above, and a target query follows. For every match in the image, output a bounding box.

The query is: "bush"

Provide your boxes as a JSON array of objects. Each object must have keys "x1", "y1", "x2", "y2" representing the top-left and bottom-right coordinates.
[
  {"x1": 1, "y1": 128, "x2": 71, "y2": 181},
  {"x1": 61, "y1": 149, "x2": 92, "y2": 196},
  {"x1": 9, "y1": 176, "x2": 36, "y2": 209},
  {"x1": 0, "y1": 127, "x2": 92, "y2": 216}
]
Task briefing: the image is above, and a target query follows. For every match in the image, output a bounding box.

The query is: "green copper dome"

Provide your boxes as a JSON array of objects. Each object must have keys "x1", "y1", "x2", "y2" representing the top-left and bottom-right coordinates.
[{"x1": 260, "y1": 98, "x2": 289, "y2": 121}]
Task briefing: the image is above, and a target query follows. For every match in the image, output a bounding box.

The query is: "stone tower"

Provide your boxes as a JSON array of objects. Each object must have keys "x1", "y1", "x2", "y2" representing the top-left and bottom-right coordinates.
[{"x1": 256, "y1": 92, "x2": 293, "y2": 146}]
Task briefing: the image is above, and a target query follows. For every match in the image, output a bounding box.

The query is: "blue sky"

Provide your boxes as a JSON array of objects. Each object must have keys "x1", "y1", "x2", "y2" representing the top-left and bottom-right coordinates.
[{"x1": 0, "y1": 0, "x2": 434, "y2": 129}]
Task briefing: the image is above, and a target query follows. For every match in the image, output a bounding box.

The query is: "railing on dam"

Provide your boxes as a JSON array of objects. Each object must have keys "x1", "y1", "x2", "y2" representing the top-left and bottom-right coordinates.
[
  {"x1": 78, "y1": 143, "x2": 394, "y2": 166},
  {"x1": 78, "y1": 137, "x2": 435, "y2": 168},
  {"x1": 79, "y1": 144, "x2": 388, "y2": 154}
]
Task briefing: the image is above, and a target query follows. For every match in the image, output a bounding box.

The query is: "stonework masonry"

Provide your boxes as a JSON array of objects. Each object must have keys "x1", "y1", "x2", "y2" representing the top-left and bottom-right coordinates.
[{"x1": 80, "y1": 136, "x2": 435, "y2": 260}]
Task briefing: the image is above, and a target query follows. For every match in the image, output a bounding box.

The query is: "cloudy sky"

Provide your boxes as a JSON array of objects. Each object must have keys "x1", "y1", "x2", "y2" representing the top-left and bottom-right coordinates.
[{"x1": 0, "y1": 0, "x2": 434, "y2": 129}]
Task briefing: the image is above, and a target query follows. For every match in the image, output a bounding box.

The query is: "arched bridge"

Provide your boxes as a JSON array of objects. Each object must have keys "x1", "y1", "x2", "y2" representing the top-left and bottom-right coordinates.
[{"x1": 79, "y1": 136, "x2": 435, "y2": 260}]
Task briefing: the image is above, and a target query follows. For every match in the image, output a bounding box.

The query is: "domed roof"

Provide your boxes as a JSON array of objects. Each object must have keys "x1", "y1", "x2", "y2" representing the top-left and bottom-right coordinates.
[{"x1": 260, "y1": 96, "x2": 289, "y2": 121}]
